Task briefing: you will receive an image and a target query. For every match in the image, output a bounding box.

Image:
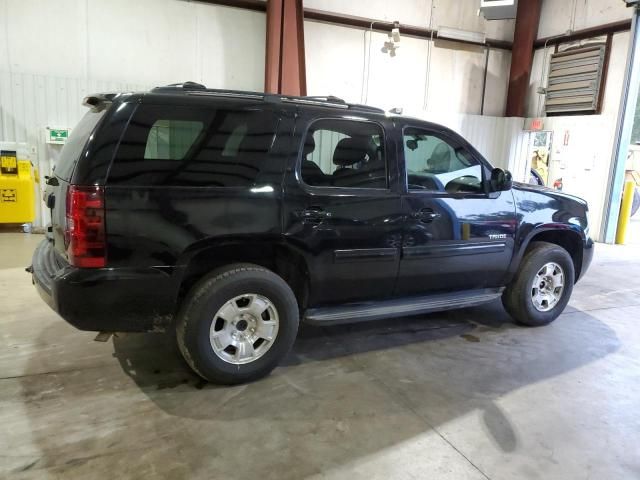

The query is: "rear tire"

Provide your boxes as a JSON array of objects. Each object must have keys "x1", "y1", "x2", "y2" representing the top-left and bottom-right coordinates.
[
  {"x1": 502, "y1": 242, "x2": 575, "y2": 326},
  {"x1": 176, "y1": 264, "x2": 299, "y2": 384}
]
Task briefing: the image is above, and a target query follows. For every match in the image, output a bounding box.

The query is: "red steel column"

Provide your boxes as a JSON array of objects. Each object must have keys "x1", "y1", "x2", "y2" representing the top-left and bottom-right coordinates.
[
  {"x1": 505, "y1": 0, "x2": 543, "y2": 117},
  {"x1": 264, "y1": 0, "x2": 306, "y2": 95},
  {"x1": 265, "y1": 0, "x2": 283, "y2": 93},
  {"x1": 280, "y1": 0, "x2": 306, "y2": 96}
]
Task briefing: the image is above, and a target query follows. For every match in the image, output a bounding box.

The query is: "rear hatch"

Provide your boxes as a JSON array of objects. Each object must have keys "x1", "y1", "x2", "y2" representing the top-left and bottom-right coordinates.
[{"x1": 44, "y1": 109, "x2": 107, "y2": 261}]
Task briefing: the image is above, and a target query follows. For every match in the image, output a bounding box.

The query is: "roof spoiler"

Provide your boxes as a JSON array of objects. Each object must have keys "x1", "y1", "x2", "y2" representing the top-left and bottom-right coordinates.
[{"x1": 82, "y1": 93, "x2": 118, "y2": 112}]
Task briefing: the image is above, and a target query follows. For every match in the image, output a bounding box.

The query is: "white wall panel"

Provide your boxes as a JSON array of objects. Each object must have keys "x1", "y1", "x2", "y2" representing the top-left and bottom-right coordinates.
[
  {"x1": 483, "y1": 48, "x2": 511, "y2": 117},
  {"x1": 0, "y1": 0, "x2": 266, "y2": 228},
  {"x1": 403, "y1": 109, "x2": 526, "y2": 173},
  {"x1": 305, "y1": 23, "x2": 510, "y2": 116},
  {"x1": 304, "y1": 22, "x2": 365, "y2": 105},
  {"x1": 601, "y1": 31, "x2": 631, "y2": 116},
  {"x1": 304, "y1": 0, "x2": 515, "y2": 42},
  {"x1": 0, "y1": 72, "x2": 151, "y2": 227},
  {"x1": 2, "y1": 0, "x2": 519, "y2": 230},
  {"x1": 525, "y1": 115, "x2": 617, "y2": 240},
  {"x1": 304, "y1": 0, "x2": 431, "y2": 28},
  {"x1": 365, "y1": 32, "x2": 431, "y2": 111},
  {"x1": 1, "y1": 0, "x2": 266, "y2": 89},
  {"x1": 538, "y1": 0, "x2": 633, "y2": 40}
]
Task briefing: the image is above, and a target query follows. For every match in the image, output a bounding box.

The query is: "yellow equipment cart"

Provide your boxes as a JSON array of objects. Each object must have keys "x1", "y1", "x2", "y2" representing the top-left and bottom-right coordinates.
[{"x1": 0, "y1": 149, "x2": 36, "y2": 224}]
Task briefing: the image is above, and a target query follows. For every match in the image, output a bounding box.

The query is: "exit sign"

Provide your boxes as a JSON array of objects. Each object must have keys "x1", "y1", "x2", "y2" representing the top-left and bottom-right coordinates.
[
  {"x1": 530, "y1": 118, "x2": 544, "y2": 131},
  {"x1": 46, "y1": 128, "x2": 70, "y2": 145}
]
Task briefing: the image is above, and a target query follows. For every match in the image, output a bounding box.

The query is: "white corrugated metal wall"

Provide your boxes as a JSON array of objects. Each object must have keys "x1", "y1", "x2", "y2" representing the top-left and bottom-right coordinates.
[
  {"x1": 0, "y1": 70, "x2": 529, "y2": 228},
  {"x1": 306, "y1": 113, "x2": 529, "y2": 176},
  {"x1": 408, "y1": 110, "x2": 528, "y2": 175},
  {"x1": 0, "y1": 71, "x2": 151, "y2": 228}
]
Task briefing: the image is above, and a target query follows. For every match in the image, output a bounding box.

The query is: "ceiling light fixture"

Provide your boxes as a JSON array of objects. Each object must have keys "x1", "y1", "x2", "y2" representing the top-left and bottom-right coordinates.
[{"x1": 381, "y1": 21, "x2": 401, "y2": 57}]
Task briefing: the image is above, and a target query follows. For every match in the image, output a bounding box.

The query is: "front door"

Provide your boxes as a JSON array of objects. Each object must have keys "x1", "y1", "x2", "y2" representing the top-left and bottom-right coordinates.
[
  {"x1": 283, "y1": 114, "x2": 403, "y2": 306},
  {"x1": 395, "y1": 125, "x2": 517, "y2": 296}
]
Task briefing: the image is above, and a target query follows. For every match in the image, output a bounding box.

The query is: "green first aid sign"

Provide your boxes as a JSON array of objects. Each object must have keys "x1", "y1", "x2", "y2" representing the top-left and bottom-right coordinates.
[{"x1": 48, "y1": 128, "x2": 69, "y2": 144}]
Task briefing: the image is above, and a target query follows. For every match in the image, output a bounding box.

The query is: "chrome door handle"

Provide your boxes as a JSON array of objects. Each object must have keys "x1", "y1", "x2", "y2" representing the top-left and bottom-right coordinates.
[{"x1": 297, "y1": 208, "x2": 332, "y2": 220}]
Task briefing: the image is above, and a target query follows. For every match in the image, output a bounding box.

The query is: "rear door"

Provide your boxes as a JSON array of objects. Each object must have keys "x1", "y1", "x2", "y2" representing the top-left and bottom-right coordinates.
[
  {"x1": 282, "y1": 111, "x2": 403, "y2": 306},
  {"x1": 104, "y1": 100, "x2": 289, "y2": 268},
  {"x1": 395, "y1": 124, "x2": 517, "y2": 295}
]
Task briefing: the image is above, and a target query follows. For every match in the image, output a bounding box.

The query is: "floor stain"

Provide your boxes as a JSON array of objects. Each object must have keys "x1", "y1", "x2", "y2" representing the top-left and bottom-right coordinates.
[
  {"x1": 460, "y1": 333, "x2": 480, "y2": 343},
  {"x1": 16, "y1": 459, "x2": 38, "y2": 472}
]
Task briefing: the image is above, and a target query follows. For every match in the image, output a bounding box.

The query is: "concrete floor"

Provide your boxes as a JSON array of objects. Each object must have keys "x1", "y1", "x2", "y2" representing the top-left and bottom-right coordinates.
[{"x1": 1, "y1": 232, "x2": 639, "y2": 480}]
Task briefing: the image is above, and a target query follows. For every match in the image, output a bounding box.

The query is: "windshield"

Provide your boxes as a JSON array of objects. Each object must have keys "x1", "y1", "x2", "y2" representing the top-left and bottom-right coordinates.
[{"x1": 54, "y1": 109, "x2": 106, "y2": 181}]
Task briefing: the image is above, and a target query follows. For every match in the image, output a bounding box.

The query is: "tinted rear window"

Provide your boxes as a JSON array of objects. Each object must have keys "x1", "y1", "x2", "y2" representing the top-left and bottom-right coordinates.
[
  {"x1": 54, "y1": 110, "x2": 106, "y2": 181},
  {"x1": 108, "y1": 105, "x2": 281, "y2": 187}
]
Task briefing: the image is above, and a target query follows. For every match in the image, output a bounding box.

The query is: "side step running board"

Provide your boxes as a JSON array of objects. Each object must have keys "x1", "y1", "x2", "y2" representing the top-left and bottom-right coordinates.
[{"x1": 303, "y1": 288, "x2": 504, "y2": 326}]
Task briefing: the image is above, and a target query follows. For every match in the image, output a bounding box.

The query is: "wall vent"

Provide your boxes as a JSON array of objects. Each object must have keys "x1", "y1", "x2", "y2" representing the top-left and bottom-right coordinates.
[{"x1": 544, "y1": 45, "x2": 606, "y2": 115}]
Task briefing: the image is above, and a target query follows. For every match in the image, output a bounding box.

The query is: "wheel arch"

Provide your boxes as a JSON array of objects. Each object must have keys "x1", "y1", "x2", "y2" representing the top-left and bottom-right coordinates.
[
  {"x1": 516, "y1": 227, "x2": 585, "y2": 281},
  {"x1": 176, "y1": 240, "x2": 310, "y2": 311}
]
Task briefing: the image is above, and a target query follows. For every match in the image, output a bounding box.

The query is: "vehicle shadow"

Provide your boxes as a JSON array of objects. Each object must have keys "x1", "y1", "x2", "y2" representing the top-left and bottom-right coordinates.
[
  {"x1": 108, "y1": 301, "x2": 507, "y2": 391},
  {"x1": 14, "y1": 300, "x2": 620, "y2": 479},
  {"x1": 110, "y1": 300, "x2": 619, "y2": 430}
]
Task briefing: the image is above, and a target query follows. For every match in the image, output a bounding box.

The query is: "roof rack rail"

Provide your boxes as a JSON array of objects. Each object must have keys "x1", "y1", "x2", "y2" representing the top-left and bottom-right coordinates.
[
  {"x1": 152, "y1": 81, "x2": 207, "y2": 91},
  {"x1": 281, "y1": 96, "x2": 348, "y2": 109},
  {"x1": 304, "y1": 95, "x2": 346, "y2": 104},
  {"x1": 348, "y1": 103, "x2": 386, "y2": 114},
  {"x1": 150, "y1": 83, "x2": 387, "y2": 114}
]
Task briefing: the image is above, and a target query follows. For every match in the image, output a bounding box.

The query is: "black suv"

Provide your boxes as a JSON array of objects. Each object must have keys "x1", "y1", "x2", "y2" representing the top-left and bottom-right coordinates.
[{"x1": 30, "y1": 82, "x2": 594, "y2": 384}]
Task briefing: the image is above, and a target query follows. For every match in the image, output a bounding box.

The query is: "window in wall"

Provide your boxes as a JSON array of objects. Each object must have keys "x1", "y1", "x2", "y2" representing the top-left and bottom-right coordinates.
[
  {"x1": 110, "y1": 105, "x2": 281, "y2": 187},
  {"x1": 300, "y1": 119, "x2": 387, "y2": 189},
  {"x1": 403, "y1": 127, "x2": 483, "y2": 193}
]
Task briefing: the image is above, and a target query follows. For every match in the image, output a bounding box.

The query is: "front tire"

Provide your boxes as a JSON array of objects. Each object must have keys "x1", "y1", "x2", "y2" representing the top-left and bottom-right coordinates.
[
  {"x1": 502, "y1": 242, "x2": 575, "y2": 326},
  {"x1": 176, "y1": 264, "x2": 299, "y2": 384}
]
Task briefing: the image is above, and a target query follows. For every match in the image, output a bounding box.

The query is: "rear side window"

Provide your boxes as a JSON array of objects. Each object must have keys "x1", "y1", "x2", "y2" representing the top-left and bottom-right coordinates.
[
  {"x1": 144, "y1": 120, "x2": 204, "y2": 160},
  {"x1": 55, "y1": 109, "x2": 105, "y2": 181},
  {"x1": 109, "y1": 105, "x2": 281, "y2": 187},
  {"x1": 300, "y1": 119, "x2": 387, "y2": 189}
]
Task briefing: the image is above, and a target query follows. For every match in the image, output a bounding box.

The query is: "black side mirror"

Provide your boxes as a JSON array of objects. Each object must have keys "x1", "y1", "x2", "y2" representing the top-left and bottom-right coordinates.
[{"x1": 490, "y1": 168, "x2": 513, "y2": 192}]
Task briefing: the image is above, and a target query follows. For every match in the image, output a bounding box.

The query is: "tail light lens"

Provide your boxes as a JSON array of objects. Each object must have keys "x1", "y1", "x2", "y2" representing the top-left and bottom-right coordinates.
[{"x1": 65, "y1": 185, "x2": 106, "y2": 268}]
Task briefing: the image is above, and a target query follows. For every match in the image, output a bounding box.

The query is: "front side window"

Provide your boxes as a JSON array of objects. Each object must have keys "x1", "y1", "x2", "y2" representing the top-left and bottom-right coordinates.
[
  {"x1": 300, "y1": 119, "x2": 387, "y2": 189},
  {"x1": 110, "y1": 105, "x2": 280, "y2": 187},
  {"x1": 404, "y1": 127, "x2": 483, "y2": 194}
]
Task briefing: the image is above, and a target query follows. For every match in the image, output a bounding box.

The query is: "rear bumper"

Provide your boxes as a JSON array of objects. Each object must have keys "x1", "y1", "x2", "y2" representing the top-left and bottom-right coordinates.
[{"x1": 30, "y1": 240, "x2": 178, "y2": 332}]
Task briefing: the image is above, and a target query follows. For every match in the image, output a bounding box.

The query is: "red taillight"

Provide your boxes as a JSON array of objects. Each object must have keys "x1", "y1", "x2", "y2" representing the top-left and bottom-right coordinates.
[{"x1": 65, "y1": 185, "x2": 106, "y2": 268}]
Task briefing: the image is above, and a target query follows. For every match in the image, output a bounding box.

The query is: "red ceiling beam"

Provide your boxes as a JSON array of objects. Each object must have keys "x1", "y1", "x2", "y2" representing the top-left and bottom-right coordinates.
[
  {"x1": 534, "y1": 19, "x2": 632, "y2": 49},
  {"x1": 505, "y1": 0, "x2": 543, "y2": 117}
]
